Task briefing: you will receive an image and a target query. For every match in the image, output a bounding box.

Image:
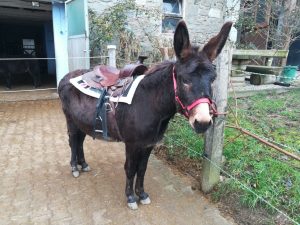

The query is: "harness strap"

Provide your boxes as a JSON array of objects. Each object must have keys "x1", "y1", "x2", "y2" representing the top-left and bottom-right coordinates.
[
  {"x1": 186, "y1": 98, "x2": 211, "y2": 111},
  {"x1": 172, "y1": 66, "x2": 223, "y2": 117},
  {"x1": 93, "y1": 89, "x2": 109, "y2": 140},
  {"x1": 100, "y1": 98, "x2": 108, "y2": 139}
]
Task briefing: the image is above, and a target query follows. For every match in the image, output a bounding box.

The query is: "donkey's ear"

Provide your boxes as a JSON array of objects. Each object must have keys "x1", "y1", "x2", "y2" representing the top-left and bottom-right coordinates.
[
  {"x1": 173, "y1": 20, "x2": 191, "y2": 60},
  {"x1": 202, "y1": 22, "x2": 233, "y2": 62}
]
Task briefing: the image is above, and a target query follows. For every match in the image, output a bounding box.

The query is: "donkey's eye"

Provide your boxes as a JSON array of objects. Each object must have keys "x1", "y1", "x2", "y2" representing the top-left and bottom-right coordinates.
[{"x1": 182, "y1": 78, "x2": 191, "y2": 84}]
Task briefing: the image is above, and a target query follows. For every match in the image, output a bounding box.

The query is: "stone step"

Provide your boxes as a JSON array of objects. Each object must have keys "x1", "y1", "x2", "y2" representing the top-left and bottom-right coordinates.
[{"x1": 0, "y1": 88, "x2": 58, "y2": 102}]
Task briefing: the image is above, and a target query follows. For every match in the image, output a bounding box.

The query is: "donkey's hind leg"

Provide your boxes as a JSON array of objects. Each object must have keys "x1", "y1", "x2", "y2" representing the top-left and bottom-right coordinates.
[
  {"x1": 77, "y1": 131, "x2": 90, "y2": 172},
  {"x1": 67, "y1": 122, "x2": 89, "y2": 177}
]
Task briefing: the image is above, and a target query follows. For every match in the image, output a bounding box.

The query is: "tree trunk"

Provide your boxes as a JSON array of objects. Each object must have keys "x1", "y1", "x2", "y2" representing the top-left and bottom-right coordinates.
[{"x1": 273, "y1": 0, "x2": 296, "y2": 65}]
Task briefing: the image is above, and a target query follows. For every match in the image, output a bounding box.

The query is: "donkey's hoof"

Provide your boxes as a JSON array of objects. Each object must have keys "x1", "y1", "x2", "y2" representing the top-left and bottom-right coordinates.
[
  {"x1": 127, "y1": 202, "x2": 138, "y2": 210},
  {"x1": 72, "y1": 170, "x2": 80, "y2": 178},
  {"x1": 127, "y1": 195, "x2": 138, "y2": 210},
  {"x1": 140, "y1": 196, "x2": 151, "y2": 205},
  {"x1": 138, "y1": 192, "x2": 151, "y2": 205},
  {"x1": 82, "y1": 165, "x2": 91, "y2": 172}
]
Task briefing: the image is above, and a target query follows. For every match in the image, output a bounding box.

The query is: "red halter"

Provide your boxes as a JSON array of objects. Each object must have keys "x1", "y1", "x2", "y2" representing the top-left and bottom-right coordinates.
[{"x1": 172, "y1": 66, "x2": 218, "y2": 118}]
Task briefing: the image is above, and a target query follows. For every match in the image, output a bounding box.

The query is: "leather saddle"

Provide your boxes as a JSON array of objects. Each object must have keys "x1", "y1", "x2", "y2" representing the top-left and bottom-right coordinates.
[{"x1": 82, "y1": 56, "x2": 148, "y2": 89}]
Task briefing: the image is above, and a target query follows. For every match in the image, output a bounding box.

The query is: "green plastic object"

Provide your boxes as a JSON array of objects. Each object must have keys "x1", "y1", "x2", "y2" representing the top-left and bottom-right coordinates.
[{"x1": 280, "y1": 66, "x2": 298, "y2": 83}]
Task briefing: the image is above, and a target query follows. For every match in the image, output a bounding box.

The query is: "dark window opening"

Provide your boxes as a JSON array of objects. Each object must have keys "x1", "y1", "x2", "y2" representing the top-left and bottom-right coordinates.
[{"x1": 162, "y1": 0, "x2": 182, "y2": 33}]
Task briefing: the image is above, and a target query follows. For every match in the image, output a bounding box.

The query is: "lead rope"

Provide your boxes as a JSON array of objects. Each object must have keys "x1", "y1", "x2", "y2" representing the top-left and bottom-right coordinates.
[{"x1": 210, "y1": 100, "x2": 228, "y2": 116}]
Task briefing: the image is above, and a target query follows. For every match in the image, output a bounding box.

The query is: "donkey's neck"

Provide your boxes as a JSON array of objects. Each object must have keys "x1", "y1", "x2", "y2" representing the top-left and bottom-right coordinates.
[
  {"x1": 143, "y1": 61, "x2": 177, "y2": 118},
  {"x1": 115, "y1": 61, "x2": 177, "y2": 144}
]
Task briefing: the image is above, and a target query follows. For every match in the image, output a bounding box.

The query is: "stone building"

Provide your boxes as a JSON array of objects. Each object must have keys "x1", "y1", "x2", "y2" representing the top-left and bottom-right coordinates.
[
  {"x1": 89, "y1": 0, "x2": 239, "y2": 60},
  {"x1": 0, "y1": 0, "x2": 239, "y2": 89}
]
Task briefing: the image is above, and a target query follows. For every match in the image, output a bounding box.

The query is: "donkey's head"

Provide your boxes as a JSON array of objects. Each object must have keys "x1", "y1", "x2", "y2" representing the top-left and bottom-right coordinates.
[{"x1": 173, "y1": 20, "x2": 232, "y2": 133}]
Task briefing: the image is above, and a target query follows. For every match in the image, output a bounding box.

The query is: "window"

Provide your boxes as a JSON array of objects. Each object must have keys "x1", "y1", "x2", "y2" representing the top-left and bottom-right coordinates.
[
  {"x1": 256, "y1": 0, "x2": 266, "y2": 23},
  {"x1": 22, "y1": 39, "x2": 36, "y2": 56},
  {"x1": 162, "y1": 0, "x2": 182, "y2": 33}
]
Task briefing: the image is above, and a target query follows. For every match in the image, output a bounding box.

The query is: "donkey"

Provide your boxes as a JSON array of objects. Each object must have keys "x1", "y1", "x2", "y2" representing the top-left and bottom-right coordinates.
[
  {"x1": 0, "y1": 56, "x2": 41, "y2": 89},
  {"x1": 58, "y1": 20, "x2": 232, "y2": 210}
]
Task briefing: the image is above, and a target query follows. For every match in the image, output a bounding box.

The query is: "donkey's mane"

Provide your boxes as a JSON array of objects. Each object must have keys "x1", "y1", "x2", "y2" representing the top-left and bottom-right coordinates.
[
  {"x1": 145, "y1": 60, "x2": 174, "y2": 76},
  {"x1": 141, "y1": 61, "x2": 174, "y2": 89},
  {"x1": 144, "y1": 46, "x2": 200, "y2": 78}
]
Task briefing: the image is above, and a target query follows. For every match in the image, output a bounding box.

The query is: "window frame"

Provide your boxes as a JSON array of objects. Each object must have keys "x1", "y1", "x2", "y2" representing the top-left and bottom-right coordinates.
[{"x1": 162, "y1": 0, "x2": 183, "y2": 34}]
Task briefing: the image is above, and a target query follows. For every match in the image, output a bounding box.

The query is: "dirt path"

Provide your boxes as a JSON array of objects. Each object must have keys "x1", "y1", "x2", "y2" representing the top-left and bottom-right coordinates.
[{"x1": 0, "y1": 100, "x2": 236, "y2": 225}]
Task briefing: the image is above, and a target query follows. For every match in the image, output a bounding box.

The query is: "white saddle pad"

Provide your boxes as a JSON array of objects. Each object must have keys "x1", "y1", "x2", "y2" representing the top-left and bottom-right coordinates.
[{"x1": 70, "y1": 75, "x2": 145, "y2": 104}]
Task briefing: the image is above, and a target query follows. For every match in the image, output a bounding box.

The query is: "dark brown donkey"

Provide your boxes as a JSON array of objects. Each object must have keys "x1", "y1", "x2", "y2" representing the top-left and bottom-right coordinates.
[
  {"x1": 58, "y1": 20, "x2": 232, "y2": 210},
  {"x1": 0, "y1": 56, "x2": 41, "y2": 89}
]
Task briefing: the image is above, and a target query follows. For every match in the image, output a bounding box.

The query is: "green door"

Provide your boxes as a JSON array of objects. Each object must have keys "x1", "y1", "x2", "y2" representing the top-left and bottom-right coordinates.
[{"x1": 66, "y1": 0, "x2": 90, "y2": 71}]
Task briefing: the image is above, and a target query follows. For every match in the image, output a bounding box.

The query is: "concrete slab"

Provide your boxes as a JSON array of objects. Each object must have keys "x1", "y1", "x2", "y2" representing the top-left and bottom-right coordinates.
[
  {"x1": 0, "y1": 100, "x2": 235, "y2": 225},
  {"x1": 0, "y1": 88, "x2": 58, "y2": 102},
  {"x1": 229, "y1": 71, "x2": 300, "y2": 98}
]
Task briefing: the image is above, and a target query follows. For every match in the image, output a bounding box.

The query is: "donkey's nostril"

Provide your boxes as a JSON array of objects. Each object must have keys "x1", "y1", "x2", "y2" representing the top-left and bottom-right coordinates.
[{"x1": 194, "y1": 120, "x2": 211, "y2": 133}]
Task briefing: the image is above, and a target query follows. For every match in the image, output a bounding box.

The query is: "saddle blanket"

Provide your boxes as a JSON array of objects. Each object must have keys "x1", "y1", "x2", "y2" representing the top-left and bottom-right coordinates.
[{"x1": 69, "y1": 75, "x2": 145, "y2": 104}]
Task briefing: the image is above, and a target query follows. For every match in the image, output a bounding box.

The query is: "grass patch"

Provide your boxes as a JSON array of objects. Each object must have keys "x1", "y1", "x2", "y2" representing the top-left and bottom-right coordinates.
[
  {"x1": 163, "y1": 89, "x2": 300, "y2": 224},
  {"x1": 164, "y1": 115, "x2": 204, "y2": 158}
]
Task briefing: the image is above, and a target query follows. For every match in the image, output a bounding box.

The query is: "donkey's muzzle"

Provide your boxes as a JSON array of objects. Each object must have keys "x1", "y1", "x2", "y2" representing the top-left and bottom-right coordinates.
[
  {"x1": 193, "y1": 120, "x2": 212, "y2": 133},
  {"x1": 188, "y1": 102, "x2": 213, "y2": 133}
]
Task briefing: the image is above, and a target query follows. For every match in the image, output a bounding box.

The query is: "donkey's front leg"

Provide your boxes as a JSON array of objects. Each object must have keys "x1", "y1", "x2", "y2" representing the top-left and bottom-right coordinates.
[
  {"x1": 135, "y1": 147, "x2": 152, "y2": 205},
  {"x1": 124, "y1": 144, "x2": 139, "y2": 210}
]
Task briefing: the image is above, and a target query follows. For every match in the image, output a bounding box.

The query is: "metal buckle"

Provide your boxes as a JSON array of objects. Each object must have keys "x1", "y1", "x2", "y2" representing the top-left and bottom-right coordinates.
[{"x1": 105, "y1": 102, "x2": 112, "y2": 112}]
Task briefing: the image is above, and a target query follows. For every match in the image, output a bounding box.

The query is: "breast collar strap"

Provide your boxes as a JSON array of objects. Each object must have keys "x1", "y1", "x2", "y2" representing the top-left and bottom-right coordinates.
[{"x1": 172, "y1": 66, "x2": 219, "y2": 118}]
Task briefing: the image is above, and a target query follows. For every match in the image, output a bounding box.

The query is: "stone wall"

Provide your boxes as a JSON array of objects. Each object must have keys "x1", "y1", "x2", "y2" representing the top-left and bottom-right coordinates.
[
  {"x1": 88, "y1": 0, "x2": 236, "y2": 60},
  {"x1": 184, "y1": 0, "x2": 224, "y2": 46}
]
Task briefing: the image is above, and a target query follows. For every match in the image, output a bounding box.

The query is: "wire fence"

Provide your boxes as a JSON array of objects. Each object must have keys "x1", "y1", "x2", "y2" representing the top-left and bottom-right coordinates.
[
  {"x1": 69, "y1": 52, "x2": 295, "y2": 223},
  {"x1": 0, "y1": 55, "x2": 298, "y2": 80},
  {"x1": 1, "y1": 52, "x2": 299, "y2": 223},
  {"x1": 163, "y1": 136, "x2": 299, "y2": 225},
  {"x1": 0, "y1": 55, "x2": 159, "y2": 68},
  {"x1": 0, "y1": 55, "x2": 109, "y2": 61},
  {"x1": 228, "y1": 125, "x2": 300, "y2": 155},
  {"x1": 164, "y1": 116, "x2": 300, "y2": 224},
  {"x1": 227, "y1": 79, "x2": 300, "y2": 155},
  {"x1": 163, "y1": 73, "x2": 299, "y2": 224}
]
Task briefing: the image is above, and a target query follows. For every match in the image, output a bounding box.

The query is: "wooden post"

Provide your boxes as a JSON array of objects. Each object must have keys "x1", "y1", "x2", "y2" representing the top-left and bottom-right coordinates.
[
  {"x1": 201, "y1": 42, "x2": 234, "y2": 193},
  {"x1": 107, "y1": 45, "x2": 116, "y2": 67}
]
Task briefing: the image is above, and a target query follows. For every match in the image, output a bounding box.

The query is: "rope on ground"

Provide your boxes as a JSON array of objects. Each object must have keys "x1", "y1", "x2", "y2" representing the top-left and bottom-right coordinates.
[
  {"x1": 243, "y1": 129, "x2": 300, "y2": 154},
  {"x1": 225, "y1": 115, "x2": 300, "y2": 154},
  {"x1": 227, "y1": 80, "x2": 300, "y2": 156},
  {"x1": 226, "y1": 125, "x2": 300, "y2": 161},
  {"x1": 228, "y1": 79, "x2": 241, "y2": 127},
  {"x1": 163, "y1": 136, "x2": 299, "y2": 225}
]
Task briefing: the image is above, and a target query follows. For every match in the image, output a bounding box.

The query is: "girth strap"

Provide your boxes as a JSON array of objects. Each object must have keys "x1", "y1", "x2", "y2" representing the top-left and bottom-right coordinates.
[{"x1": 93, "y1": 89, "x2": 109, "y2": 140}]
